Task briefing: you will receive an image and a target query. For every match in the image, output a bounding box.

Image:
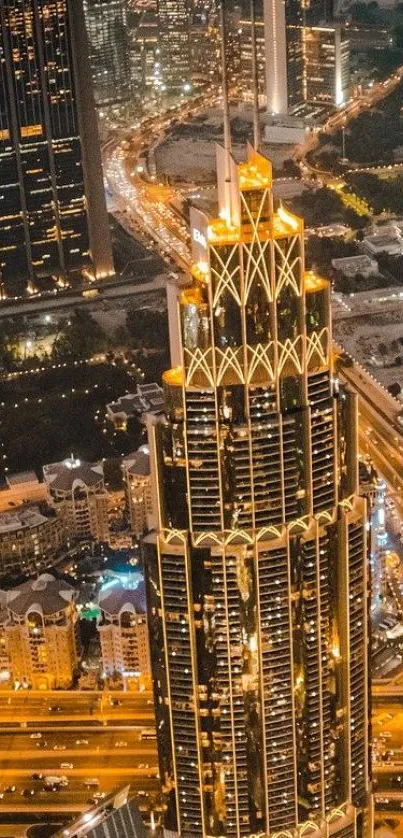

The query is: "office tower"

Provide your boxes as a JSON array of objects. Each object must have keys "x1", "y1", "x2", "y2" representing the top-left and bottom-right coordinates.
[
  {"x1": 264, "y1": 0, "x2": 304, "y2": 113},
  {"x1": 157, "y1": 0, "x2": 191, "y2": 93},
  {"x1": 83, "y1": 0, "x2": 132, "y2": 108},
  {"x1": 0, "y1": 0, "x2": 113, "y2": 295},
  {"x1": 43, "y1": 456, "x2": 109, "y2": 544},
  {"x1": 190, "y1": 1, "x2": 220, "y2": 92},
  {"x1": 1, "y1": 573, "x2": 79, "y2": 689},
  {"x1": 303, "y1": 24, "x2": 350, "y2": 106},
  {"x1": 239, "y1": 13, "x2": 266, "y2": 104},
  {"x1": 98, "y1": 572, "x2": 151, "y2": 686},
  {"x1": 128, "y1": 8, "x2": 159, "y2": 106},
  {"x1": 145, "y1": 144, "x2": 371, "y2": 837}
]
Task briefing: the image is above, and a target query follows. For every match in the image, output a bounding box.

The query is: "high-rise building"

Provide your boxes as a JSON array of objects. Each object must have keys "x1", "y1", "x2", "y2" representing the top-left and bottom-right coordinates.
[
  {"x1": 239, "y1": 15, "x2": 266, "y2": 104},
  {"x1": 98, "y1": 572, "x2": 151, "y2": 685},
  {"x1": 0, "y1": 0, "x2": 113, "y2": 295},
  {"x1": 43, "y1": 456, "x2": 109, "y2": 544},
  {"x1": 83, "y1": 0, "x2": 132, "y2": 108},
  {"x1": 1, "y1": 573, "x2": 79, "y2": 689},
  {"x1": 123, "y1": 448, "x2": 155, "y2": 537},
  {"x1": 128, "y1": 8, "x2": 159, "y2": 105},
  {"x1": 157, "y1": 0, "x2": 191, "y2": 93},
  {"x1": 50, "y1": 787, "x2": 147, "y2": 838},
  {"x1": 145, "y1": 145, "x2": 371, "y2": 838},
  {"x1": 303, "y1": 24, "x2": 350, "y2": 106},
  {"x1": 264, "y1": 0, "x2": 304, "y2": 113}
]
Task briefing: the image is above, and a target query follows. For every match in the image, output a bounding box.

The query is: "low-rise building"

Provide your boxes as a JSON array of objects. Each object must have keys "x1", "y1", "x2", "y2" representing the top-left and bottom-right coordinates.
[
  {"x1": 0, "y1": 472, "x2": 47, "y2": 513},
  {"x1": 44, "y1": 456, "x2": 109, "y2": 544},
  {"x1": 122, "y1": 448, "x2": 154, "y2": 536},
  {"x1": 106, "y1": 383, "x2": 164, "y2": 430},
  {"x1": 1, "y1": 573, "x2": 80, "y2": 689},
  {"x1": 98, "y1": 572, "x2": 150, "y2": 688},
  {"x1": 361, "y1": 226, "x2": 403, "y2": 256},
  {"x1": 0, "y1": 504, "x2": 64, "y2": 575},
  {"x1": 331, "y1": 254, "x2": 378, "y2": 279}
]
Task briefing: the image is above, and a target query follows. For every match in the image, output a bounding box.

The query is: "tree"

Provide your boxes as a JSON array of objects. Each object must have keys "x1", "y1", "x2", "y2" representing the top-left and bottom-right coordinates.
[
  {"x1": 103, "y1": 457, "x2": 123, "y2": 490},
  {"x1": 52, "y1": 309, "x2": 107, "y2": 361}
]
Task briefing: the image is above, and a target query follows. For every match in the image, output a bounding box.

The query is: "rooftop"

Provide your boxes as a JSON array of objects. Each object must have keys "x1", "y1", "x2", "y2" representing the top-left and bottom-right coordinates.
[
  {"x1": 0, "y1": 505, "x2": 51, "y2": 536},
  {"x1": 4, "y1": 573, "x2": 76, "y2": 617},
  {"x1": 98, "y1": 571, "x2": 147, "y2": 616},
  {"x1": 50, "y1": 786, "x2": 145, "y2": 838},
  {"x1": 6, "y1": 471, "x2": 38, "y2": 487},
  {"x1": 123, "y1": 448, "x2": 150, "y2": 478},
  {"x1": 107, "y1": 382, "x2": 164, "y2": 421},
  {"x1": 43, "y1": 457, "x2": 104, "y2": 493}
]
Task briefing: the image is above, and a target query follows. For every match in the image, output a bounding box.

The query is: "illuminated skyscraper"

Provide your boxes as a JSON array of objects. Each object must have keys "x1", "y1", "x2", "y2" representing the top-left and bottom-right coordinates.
[
  {"x1": 264, "y1": 0, "x2": 304, "y2": 113},
  {"x1": 303, "y1": 24, "x2": 350, "y2": 107},
  {"x1": 157, "y1": 0, "x2": 191, "y2": 93},
  {"x1": 0, "y1": 0, "x2": 113, "y2": 294},
  {"x1": 83, "y1": 0, "x2": 132, "y2": 108},
  {"x1": 145, "y1": 144, "x2": 371, "y2": 837}
]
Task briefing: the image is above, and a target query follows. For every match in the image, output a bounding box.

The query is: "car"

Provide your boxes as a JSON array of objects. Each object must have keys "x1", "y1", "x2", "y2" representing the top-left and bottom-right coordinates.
[
  {"x1": 84, "y1": 778, "x2": 99, "y2": 787},
  {"x1": 114, "y1": 741, "x2": 127, "y2": 748},
  {"x1": 53, "y1": 745, "x2": 66, "y2": 751},
  {"x1": 48, "y1": 705, "x2": 63, "y2": 713},
  {"x1": 30, "y1": 733, "x2": 42, "y2": 739},
  {"x1": 31, "y1": 773, "x2": 43, "y2": 781},
  {"x1": 92, "y1": 792, "x2": 106, "y2": 801},
  {"x1": 22, "y1": 788, "x2": 35, "y2": 797},
  {"x1": 75, "y1": 739, "x2": 89, "y2": 746},
  {"x1": 110, "y1": 698, "x2": 122, "y2": 707},
  {"x1": 60, "y1": 763, "x2": 73, "y2": 770},
  {"x1": 4, "y1": 786, "x2": 16, "y2": 793}
]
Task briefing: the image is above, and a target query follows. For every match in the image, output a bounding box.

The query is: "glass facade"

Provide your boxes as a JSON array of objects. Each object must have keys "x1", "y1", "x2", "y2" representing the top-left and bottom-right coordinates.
[
  {"x1": 83, "y1": 0, "x2": 132, "y2": 107},
  {"x1": 157, "y1": 0, "x2": 191, "y2": 92},
  {"x1": 0, "y1": 0, "x2": 112, "y2": 293},
  {"x1": 145, "y1": 148, "x2": 371, "y2": 838}
]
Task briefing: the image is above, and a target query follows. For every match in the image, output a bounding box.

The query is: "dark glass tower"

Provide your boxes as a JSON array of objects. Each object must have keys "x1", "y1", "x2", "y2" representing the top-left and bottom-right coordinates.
[
  {"x1": 0, "y1": 0, "x2": 113, "y2": 295},
  {"x1": 145, "y1": 146, "x2": 372, "y2": 838}
]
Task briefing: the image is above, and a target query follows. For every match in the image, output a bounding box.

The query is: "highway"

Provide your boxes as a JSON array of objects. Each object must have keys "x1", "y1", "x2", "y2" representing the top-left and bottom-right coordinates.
[
  {"x1": 294, "y1": 66, "x2": 403, "y2": 178},
  {"x1": 336, "y1": 357, "x2": 403, "y2": 514},
  {"x1": 103, "y1": 92, "x2": 221, "y2": 273},
  {"x1": 0, "y1": 691, "x2": 158, "y2": 818}
]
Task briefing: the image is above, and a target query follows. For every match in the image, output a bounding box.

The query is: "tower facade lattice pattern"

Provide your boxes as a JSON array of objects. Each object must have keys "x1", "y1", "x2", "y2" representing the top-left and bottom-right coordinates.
[{"x1": 145, "y1": 145, "x2": 371, "y2": 838}]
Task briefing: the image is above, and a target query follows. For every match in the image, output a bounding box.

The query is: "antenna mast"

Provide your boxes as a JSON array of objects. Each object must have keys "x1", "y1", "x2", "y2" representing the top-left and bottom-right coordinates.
[
  {"x1": 250, "y1": 0, "x2": 260, "y2": 149},
  {"x1": 219, "y1": 0, "x2": 232, "y2": 164}
]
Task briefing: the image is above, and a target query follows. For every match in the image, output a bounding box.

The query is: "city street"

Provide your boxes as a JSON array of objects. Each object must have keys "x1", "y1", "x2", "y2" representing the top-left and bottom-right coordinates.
[
  {"x1": 0, "y1": 692, "x2": 158, "y2": 819},
  {"x1": 0, "y1": 690, "x2": 155, "y2": 724}
]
